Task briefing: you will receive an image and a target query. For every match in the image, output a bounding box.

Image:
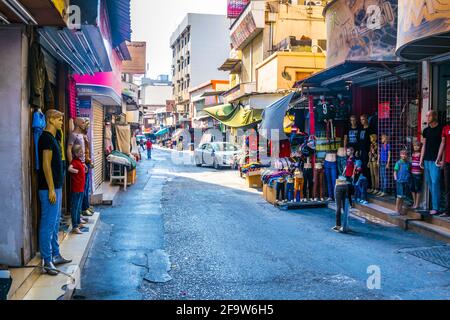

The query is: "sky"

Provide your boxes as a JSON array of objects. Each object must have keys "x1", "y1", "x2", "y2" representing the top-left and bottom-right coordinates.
[{"x1": 131, "y1": 0, "x2": 228, "y2": 80}]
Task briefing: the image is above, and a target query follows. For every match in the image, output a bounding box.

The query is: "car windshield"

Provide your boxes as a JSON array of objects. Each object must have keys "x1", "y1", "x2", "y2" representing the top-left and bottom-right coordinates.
[{"x1": 212, "y1": 143, "x2": 238, "y2": 152}]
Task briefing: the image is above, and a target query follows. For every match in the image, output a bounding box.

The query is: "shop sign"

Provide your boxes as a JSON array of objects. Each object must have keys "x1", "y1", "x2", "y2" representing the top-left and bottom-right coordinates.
[
  {"x1": 227, "y1": 0, "x2": 250, "y2": 19},
  {"x1": 325, "y1": 0, "x2": 399, "y2": 68},
  {"x1": 122, "y1": 42, "x2": 147, "y2": 74},
  {"x1": 231, "y1": 12, "x2": 257, "y2": 49},
  {"x1": 379, "y1": 102, "x2": 390, "y2": 119},
  {"x1": 397, "y1": 0, "x2": 450, "y2": 52}
]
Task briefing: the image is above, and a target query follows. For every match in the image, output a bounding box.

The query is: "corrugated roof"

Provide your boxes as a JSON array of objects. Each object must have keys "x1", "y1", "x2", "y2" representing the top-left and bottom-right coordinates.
[{"x1": 106, "y1": 0, "x2": 132, "y2": 48}]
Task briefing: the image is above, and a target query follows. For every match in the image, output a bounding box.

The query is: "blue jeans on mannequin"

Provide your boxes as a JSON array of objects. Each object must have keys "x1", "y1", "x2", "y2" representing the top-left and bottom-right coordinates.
[
  {"x1": 324, "y1": 161, "x2": 337, "y2": 200},
  {"x1": 380, "y1": 162, "x2": 388, "y2": 193},
  {"x1": 424, "y1": 160, "x2": 441, "y2": 211},
  {"x1": 82, "y1": 165, "x2": 91, "y2": 212},
  {"x1": 71, "y1": 192, "x2": 83, "y2": 229},
  {"x1": 39, "y1": 189, "x2": 62, "y2": 263}
]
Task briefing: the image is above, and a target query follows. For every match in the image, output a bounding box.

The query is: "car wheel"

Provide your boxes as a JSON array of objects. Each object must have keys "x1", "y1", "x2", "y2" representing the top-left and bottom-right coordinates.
[{"x1": 213, "y1": 158, "x2": 221, "y2": 170}]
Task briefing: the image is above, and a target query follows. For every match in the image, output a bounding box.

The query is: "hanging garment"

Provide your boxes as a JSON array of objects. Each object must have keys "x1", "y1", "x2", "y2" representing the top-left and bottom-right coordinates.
[
  {"x1": 313, "y1": 167, "x2": 325, "y2": 200},
  {"x1": 32, "y1": 110, "x2": 46, "y2": 170},
  {"x1": 29, "y1": 41, "x2": 54, "y2": 109},
  {"x1": 105, "y1": 123, "x2": 113, "y2": 154}
]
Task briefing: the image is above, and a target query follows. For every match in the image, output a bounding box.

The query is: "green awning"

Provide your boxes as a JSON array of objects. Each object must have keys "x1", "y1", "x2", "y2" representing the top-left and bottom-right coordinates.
[{"x1": 204, "y1": 104, "x2": 263, "y2": 128}]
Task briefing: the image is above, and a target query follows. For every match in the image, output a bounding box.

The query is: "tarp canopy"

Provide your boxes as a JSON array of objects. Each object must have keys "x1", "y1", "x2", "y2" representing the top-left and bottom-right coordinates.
[
  {"x1": 154, "y1": 127, "x2": 169, "y2": 136},
  {"x1": 204, "y1": 104, "x2": 263, "y2": 128},
  {"x1": 259, "y1": 92, "x2": 295, "y2": 140}
]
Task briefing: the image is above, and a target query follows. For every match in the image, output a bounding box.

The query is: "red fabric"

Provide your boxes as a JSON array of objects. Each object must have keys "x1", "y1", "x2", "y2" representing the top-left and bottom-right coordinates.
[
  {"x1": 442, "y1": 125, "x2": 450, "y2": 163},
  {"x1": 146, "y1": 140, "x2": 153, "y2": 149},
  {"x1": 345, "y1": 156, "x2": 355, "y2": 177},
  {"x1": 70, "y1": 158, "x2": 85, "y2": 193},
  {"x1": 279, "y1": 140, "x2": 291, "y2": 158}
]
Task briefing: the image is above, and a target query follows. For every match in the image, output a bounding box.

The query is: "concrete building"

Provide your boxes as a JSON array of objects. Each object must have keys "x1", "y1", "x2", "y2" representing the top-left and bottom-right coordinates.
[
  {"x1": 219, "y1": 0, "x2": 327, "y2": 107},
  {"x1": 170, "y1": 13, "x2": 230, "y2": 127}
]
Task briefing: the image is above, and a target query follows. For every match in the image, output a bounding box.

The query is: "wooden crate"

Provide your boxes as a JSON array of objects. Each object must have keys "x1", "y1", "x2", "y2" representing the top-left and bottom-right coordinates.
[{"x1": 127, "y1": 169, "x2": 136, "y2": 185}]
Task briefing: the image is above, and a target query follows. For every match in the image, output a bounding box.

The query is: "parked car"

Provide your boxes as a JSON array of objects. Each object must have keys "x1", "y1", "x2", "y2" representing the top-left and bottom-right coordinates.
[{"x1": 194, "y1": 142, "x2": 241, "y2": 169}]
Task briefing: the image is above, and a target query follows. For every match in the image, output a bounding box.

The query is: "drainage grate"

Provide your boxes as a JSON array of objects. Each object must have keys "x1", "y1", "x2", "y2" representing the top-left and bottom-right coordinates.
[{"x1": 406, "y1": 246, "x2": 450, "y2": 269}]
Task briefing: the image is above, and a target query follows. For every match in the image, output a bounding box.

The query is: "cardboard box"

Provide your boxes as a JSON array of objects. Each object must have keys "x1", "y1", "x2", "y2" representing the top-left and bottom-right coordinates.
[
  {"x1": 266, "y1": 184, "x2": 277, "y2": 204},
  {"x1": 246, "y1": 174, "x2": 262, "y2": 189},
  {"x1": 262, "y1": 184, "x2": 268, "y2": 201}
]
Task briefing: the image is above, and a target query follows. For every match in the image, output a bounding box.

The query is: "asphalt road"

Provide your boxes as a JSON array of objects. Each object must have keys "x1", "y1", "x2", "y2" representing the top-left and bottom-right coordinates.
[{"x1": 76, "y1": 148, "x2": 450, "y2": 300}]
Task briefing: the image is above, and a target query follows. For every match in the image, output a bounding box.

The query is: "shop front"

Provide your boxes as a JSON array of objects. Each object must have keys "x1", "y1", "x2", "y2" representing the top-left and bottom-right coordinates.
[{"x1": 396, "y1": 0, "x2": 450, "y2": 213}]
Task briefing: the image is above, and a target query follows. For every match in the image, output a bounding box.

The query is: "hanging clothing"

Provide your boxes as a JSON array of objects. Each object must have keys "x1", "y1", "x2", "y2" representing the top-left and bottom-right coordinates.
[
  {"x1": 29, "y1": 41, "x2": 54, "y2": 109},
  {"x1": 32, "y1": 110, "x2": 46, "y2": 170}
]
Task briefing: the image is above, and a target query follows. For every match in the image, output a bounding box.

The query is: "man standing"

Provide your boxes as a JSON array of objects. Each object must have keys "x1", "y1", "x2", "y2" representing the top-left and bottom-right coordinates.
[
  {"x1": 38, "y1": 109, "x2": 72, "y2": 275},
  {"x1": 420, "y1": 110, "x2": 442, "y2": 215},
  {"x1": 436, "y1": 123, "x2": 450, "y2": 217},
  {"x1": 146, "y1": 139, "x2": 153, "y2": 160}
]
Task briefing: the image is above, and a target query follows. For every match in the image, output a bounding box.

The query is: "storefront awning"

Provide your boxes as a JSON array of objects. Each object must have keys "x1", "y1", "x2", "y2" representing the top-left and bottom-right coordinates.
[
  {"x1": 259, "y1": 92, "x2": 295, "y2": 140},
  {"x1": 154, "y1": 127, "x2": 169, "y2": 136},
  {"x1": 294, "y1": 60, "x2": 418, "y2": 90},
  {"x1": 204, "y1": 104, "x2": 263, "y2": 129},
  {"x1": 218, "y1": 58, "x2": 241, "y2": 74}
]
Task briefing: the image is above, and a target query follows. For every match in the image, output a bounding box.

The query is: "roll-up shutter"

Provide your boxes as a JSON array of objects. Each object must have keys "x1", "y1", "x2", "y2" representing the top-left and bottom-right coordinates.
[{"x1": 92, "y1": 101, "x2": 104, "y2": 190}]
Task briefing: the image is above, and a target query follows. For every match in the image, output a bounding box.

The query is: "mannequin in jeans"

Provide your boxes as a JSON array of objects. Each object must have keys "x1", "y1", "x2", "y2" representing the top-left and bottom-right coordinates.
[
  {"x1": 38, "y1": 109, "x2": 72, "y2": 275},
  {"x1": 324, "y1": 152, "x2": 337, "y2": 201},
  {"x1": 420, "y1": 110, "x2": 442, "y2": 215},
  {"x1": 368, "y1": 134, "x2": 379, "y2": 194}
]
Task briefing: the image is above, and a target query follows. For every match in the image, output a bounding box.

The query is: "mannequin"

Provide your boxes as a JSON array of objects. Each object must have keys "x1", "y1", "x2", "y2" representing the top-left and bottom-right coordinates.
[
  {"x1": 337, "y1": 147, "x2": 347, "y2": 177},
  {"x1": 314, "y1": 161, "x2": 325, "y2": 201},
  {"x1": 81, "y1": 118, "x2": 94, "y2": 216},
  {"x1": 358, "y1": 114, "x2": 372, "y2": 188},
  {"x1": 294, "y1": 169, "x2": 304, "y2": 202},
  {"x1": 67, "y1": 117, "x2": 86, "y2": 164},
  {"x1": 276, "y1": 176, "x2": 286, "y2": 202},
  {"x1": 303, "y1": 157, "x2": 313, "y2": 202},
  {"x1": 324, "y1": 152, "x2": 337, "y2": 201},
  {"x1": 38, "y1": 109, "x2": 71, "y2": 275},
  {"x1": 286, "y1": 177, "x2": 295, "y2": 202},
  {"x1": 368, "y1": 134, "x2": 379, "y2": 194},
  {"x1": 32, "y1": 107, "x2": 46, "y2": 170}
]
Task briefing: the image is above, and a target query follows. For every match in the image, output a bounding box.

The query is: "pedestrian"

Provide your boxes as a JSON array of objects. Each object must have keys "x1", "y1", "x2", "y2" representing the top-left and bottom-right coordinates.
[
  {"x1": 394, "y1": 149, "x2": 411, "y2": 215},
  {"x1": 411, "y1": 141, "x2": 423, "y2": 210},
  {"x1": 333, "y1": 176, "x2": 350, "y2": 233},
  {"x1": 68, "y1": 144, "x2": 87, "y2": 234},
  {"x1": 146, "y1": 139, "x2": 153, "y2": 159},
  {"x1": 420, "y1": 110, "x2": 442, "y2": 215},
  {"x1": 436, "y1": 123, "x2": 450, "y2": 217},
  {"x1": 140, "y1": 139, "x2": 145, "y2": 152}
]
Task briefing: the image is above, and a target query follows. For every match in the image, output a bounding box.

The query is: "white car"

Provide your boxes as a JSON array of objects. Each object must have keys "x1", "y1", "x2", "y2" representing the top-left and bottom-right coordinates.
[{"x1": 194, "y1": 142, "x2": 241, "y2": 169}]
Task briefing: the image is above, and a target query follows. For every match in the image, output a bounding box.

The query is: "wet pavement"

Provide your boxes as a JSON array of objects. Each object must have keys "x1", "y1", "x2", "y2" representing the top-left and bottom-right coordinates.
[{"x1": 76, "y1": 149, "x2": 450, "y2": 300}]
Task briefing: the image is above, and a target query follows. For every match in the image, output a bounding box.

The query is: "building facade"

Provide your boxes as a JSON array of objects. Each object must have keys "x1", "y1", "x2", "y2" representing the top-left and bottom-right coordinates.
[{"x1": 170, "y1": 13, "x2": 230, "y2": 127}]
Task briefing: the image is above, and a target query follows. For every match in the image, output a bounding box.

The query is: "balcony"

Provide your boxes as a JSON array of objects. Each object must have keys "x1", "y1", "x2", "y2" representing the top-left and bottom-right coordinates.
[
  {"x1": 230, "y1": 0, "x2": 265, "y2": 50},
  {"x1": 222, "y1": 82, "x2": 257, "y2": 103}
]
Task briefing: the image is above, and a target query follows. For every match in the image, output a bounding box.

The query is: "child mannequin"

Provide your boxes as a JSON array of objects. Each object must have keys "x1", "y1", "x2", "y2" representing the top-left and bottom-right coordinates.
[
  {"x1": 286, "y1": 177, "x2": 295, "y2": 202},
  {"x1": 368, "y1": 134, "x2": 379, "y2": 194},
  {"x1": 378, "y1": 134, "x2": 391, "y2": 196},
  {"x1": 411, "y1": 141, "x2": 423, "y2": 209},
  {"x1": 294, "y1": 169, "x2": 304, "y2": 202},
  {"x1": 394, "y1": 149, "x2": 411, "y2": 215}
]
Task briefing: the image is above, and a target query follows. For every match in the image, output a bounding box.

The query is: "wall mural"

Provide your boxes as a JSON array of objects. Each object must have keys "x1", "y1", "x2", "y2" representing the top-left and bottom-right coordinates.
[{"x1": 325, "y1": 0, "x2": 399, "y2": 67}]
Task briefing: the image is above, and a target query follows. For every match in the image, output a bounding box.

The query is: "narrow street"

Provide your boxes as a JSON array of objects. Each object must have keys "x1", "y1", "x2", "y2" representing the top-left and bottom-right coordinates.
[{"x1": 76, "y1": 149, "x2": 450, "y2": 300}]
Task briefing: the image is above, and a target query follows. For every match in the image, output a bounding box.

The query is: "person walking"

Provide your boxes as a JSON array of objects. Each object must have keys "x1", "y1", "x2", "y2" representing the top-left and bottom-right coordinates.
[
  {"x1": 436, "y1": 123, "x2": 450, "y2": 217},
  {"x1": 420, "y1": 110, "x2": 442, "y2": 215},
  {"x1": 146, "y1": 139, "x2": 153, "y2": 160}
]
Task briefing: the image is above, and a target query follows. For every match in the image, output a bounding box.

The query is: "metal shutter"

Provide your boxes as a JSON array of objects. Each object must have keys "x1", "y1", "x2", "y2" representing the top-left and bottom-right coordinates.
[{"x1": 92, "y1": 101, "x2": 104, "y2": 190}]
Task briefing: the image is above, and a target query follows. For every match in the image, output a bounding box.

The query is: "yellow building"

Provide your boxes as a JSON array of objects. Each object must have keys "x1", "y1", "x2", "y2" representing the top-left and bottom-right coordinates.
[{"x1": 220, "y1": 0, "x2": 327, "y2": 107}]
